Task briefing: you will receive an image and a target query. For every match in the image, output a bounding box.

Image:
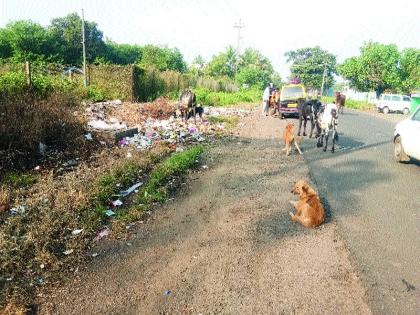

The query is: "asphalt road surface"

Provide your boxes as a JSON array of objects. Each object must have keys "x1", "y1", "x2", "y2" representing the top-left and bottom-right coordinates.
[{"x1": 298, "y1": 109, "x2": 420, "y2": 314}]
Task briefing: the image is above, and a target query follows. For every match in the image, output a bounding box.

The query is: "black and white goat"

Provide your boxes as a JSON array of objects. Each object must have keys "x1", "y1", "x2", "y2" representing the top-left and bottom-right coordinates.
[{"x1": 316, "y1": 103, "x2": 339, "y2": 153}]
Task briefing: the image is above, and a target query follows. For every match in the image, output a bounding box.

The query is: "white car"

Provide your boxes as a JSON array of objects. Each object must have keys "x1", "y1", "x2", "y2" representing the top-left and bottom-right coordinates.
[
  {"x1": 377, "y1": 94, "x2": 411, "y2": 115},
  {"x1": 394, "y1": 107, "x2": 420, "y2": 162}
]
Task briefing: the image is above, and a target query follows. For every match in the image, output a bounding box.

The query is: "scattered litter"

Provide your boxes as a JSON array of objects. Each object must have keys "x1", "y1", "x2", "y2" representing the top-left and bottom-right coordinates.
[
  {"x1": 105, "y1": 209, "x2": 116, "y2": 217},
  {"x1": 202, "y1": 165, "x2": 208, "y2": 169},
  {"x1": 63, "y1": 249, "x2": 74, "y2": 255},
  {"x1": 111, "y1": 200, "x2": 123, "y2": 207},
  {"x1": 34, "y1": 165, "x2": 41, "y2": 171},
  {"x1": 36, "y1": 277, "x2": 44, "y2": 285},
  {"x1": 120, "y1": 182, "x2": 143, "y2": 197},
  {"x1": 84, "y1": 133, "x2": 93, "y2": 140},
  {"x1": 94, "y1": 228, "x2": 110, "y2": 241},
  {"x1": 38, "y1": 142, "x2": 47, "y2": 156},
  {"x1": 125, "y1": 224, "x2": 134, "y2": 230},
  {"x1": 64, "y1": 159, "x2": 78, "y2": 167},
  {"x1": 126, "y1": 242, "x2": 132, "y2": 246},
  {"x1": 40, "y1": 264, "x2": 45, "y2": 269},
  {"x1": 164, "y1": 290, "x2": 171, "y2": 296},
  {"x1": 9, "y1": 205, "x2": 26, "y2": 215},
  {"x1": 91, "y1": 252, "x2": 99, "y2": 258},
  {"x1": 6, "y1": 277, "x2": 12, "y2": 281},
  {"x1": 71, "y1": 229, "x2": 83, "y2": 235},
  {"x1": 88, "y1": 119, "x2": 127, "y2": 131}
]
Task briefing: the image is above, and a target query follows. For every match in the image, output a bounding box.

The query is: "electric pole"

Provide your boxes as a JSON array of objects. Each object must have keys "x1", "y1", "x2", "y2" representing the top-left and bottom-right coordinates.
[
  {"x1": 233, "y1": 18, "x2": 244, "y2": 73},
  {"x1": 82, "y1": 9, "x2": 87, "y2": 87},
  {"x1": 320, "y1": 64, "x2": 327, "y2": 96}
]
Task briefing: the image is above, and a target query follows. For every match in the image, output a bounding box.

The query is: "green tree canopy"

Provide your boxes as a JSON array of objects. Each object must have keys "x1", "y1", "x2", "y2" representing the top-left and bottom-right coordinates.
[
  {"x1": 0, "y1": 20, "x2": 57, "y2": 62},
  {"x1": 399, "y1": 48, "x2": 420, "y2": 93},
  {"x1": 205, "y1": 46, "x2": 237, "y2": 78},
  {"x1": 138, "y1": 45, "x2": 187, "y2": 72},
  {"x1": 103, "y1": 41, "x2": 142, "y2": 65},
  {"x1": 339, "y1": 42, "x2": 401, "y2": 96},
  {"x1": 49, "y1": 13, "x2": 106, "y2": 65},
  {"x1": 285, "y1": 46, "x2": 336, "y2": 90},
  {"x1": 236, "y1": 48, "x2": 277, "y2": 88}
]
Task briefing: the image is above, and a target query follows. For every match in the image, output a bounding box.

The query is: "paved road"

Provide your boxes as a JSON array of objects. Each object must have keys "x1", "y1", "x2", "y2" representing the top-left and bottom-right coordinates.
[{"x1": 298, "y1": 110, "x2": 420, "y2": 314}]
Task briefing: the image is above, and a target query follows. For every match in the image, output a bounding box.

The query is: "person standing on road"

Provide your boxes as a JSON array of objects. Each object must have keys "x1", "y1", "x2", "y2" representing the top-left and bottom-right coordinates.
[{"x1": 262, "y1": 83, "x2": 271, "y2": 116}]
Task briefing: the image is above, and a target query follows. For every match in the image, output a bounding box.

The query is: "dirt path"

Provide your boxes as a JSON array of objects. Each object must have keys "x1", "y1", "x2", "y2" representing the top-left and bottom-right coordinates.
[{"x1": 39, "y1": 110, "x2": 370, "y2": 314}]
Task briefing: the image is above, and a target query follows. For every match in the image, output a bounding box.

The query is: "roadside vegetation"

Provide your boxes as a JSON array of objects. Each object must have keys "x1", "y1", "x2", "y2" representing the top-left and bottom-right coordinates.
[
  {"x1": 195, "y1": 88, "x2": 260, "y2": 106},
  {"x1": 321, "y1": 96, "x2": 374, "y2": 111},
  {"x1": 0, "y1": 144, "x2": 204, "y2": 309}
]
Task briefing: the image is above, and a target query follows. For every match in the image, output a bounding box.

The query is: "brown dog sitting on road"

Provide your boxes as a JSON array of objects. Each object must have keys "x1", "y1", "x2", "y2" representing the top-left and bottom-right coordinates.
[
  {"x1": 289, "y1": 180, "x2": 325, "y2": 228},
  {"x1": 282, "y1": 123, "x2": 302, "y2": 156}
]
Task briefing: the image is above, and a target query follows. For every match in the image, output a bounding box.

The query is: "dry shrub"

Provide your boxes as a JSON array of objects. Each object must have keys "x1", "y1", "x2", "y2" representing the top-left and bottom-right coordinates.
[
  {"x1": 140, "y1": 97, "x2": 176, "y2": 120},
  {"x1": 107, "y1": 97, "x2": 176, "y2": 127},
  {"x1": 0, "y1": 89, "x2": 86, "y2": 172}
]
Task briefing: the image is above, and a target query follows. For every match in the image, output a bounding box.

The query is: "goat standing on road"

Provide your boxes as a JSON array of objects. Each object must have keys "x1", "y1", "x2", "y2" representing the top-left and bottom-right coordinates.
[{"x1": 317, "y1": 103, "x2": 339, "y2": 153}]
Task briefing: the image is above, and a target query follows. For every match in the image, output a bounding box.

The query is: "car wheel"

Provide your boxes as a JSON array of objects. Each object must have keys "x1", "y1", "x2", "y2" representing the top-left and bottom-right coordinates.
[
  {"x1": 394, "y1": 136, "x2": 410, "y2": 162},
  {"x1": 383, "y1": 106, "x2": 389, "y2": 114},
  {"x1": 403, "y1": 108, "x2": 409, "y2": 115}
]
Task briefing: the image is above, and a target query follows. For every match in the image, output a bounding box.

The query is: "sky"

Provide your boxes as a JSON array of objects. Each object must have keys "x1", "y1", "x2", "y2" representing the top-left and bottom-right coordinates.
[{"x1": 1, "y1": 0, "x2": 419, "y2": 78}]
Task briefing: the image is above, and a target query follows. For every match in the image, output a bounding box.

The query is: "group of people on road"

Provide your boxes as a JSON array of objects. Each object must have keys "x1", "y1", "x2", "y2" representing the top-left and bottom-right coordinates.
[{"x1": 262, "y1": 83, "x2": 277, "y2": 116}]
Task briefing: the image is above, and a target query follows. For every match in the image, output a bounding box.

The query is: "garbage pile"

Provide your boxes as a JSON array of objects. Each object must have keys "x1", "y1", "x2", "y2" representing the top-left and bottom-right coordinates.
[
  {"x1": 86, "y1": 99, "x2": 127, "y2": 131},
  {"x1": 204, "y1": 107, "x2": 251, "y2": 117},
  {"x1": 86, "y1": 99, "x2": 251, "y2": 150},
  {"x1": 118, "y1": 117, "x2": 210, "y2": 150}
]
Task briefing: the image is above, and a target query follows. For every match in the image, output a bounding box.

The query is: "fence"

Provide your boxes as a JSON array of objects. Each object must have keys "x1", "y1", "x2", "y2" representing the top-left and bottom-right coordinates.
[{"x1": 0, "y1": 62, "x2": 240, "y2": 102}]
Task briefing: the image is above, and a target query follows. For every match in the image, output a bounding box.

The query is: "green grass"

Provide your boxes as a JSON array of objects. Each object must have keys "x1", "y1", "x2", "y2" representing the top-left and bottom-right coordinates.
[
  {"x1": 195, "y1": 87, "x2": 260, "y2": 106},
  {"x1": 321, "y1": 96, "x2": 374, "y2": 110},
  {"x1": 2, "y1": 172, "x2": 39, "y2": 188},
  {"x1": 137, "y1": 145, "x2": 204, "y2": 205},
  {"x1": 207, "y1": 115, "x2": 240, "y2": 129}
]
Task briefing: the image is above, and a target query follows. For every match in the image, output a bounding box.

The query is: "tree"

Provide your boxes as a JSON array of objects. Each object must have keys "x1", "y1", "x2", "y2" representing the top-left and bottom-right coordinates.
[
  {"x1": 49, "y1": 13, "x2": 106, "y2": 65},
  {"x1": 285, "y1": 46, "x2": 336, "y2": 90},
  {"x1": 138, "y1": 45, "x2": 187, "y2": 72},
  {"x1": 236, "y1": 48, "x2": 276, "y2": 88},
  {"x1": 399, "y1": 48, "x2": 420, "y2": 94},
  {"x1": 205, "y1": 46, "x2": 237, "y2": 78},
  {"x1": 103, "y1": 41, "x2": 142, "y2": 65},
  {"x1": 0, "y1": 21, "x2": 57, "y2": 62},
  {"x1": 339, "y1": 42, "x2": 400, "y2": 96}
]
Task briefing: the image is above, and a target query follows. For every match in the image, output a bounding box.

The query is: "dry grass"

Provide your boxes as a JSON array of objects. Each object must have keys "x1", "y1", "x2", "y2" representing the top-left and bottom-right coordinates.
[
  {"x1": 0, "y1": 187, "x2": 10, "y2": 215},
  {"x1": 0, "y1": 143, "x2": 171, "y2": 309},
  {"x1": 107, "y1": 97, "x2": 176, "y2": 127},
  {"x1": 0, "y1": 89, "x2": 86, "y2": 174}
]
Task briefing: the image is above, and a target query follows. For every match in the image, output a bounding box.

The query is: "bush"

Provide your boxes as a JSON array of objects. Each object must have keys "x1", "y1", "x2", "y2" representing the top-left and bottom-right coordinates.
[{"x1": 87, "y1": 85, "x2": 106, "y2": 102}]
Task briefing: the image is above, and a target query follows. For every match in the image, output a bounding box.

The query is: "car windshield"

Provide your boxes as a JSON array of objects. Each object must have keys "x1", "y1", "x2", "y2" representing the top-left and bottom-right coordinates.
[
  {"x1": 281, "y1": 86, "x2": 304, "y2": 100},
  {"x1": 412, "y1": 108, "x2": 420, "y2": 121}
]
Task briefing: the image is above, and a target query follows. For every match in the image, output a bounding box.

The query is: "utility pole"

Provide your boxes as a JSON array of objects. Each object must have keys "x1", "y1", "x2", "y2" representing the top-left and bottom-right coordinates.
[
  {"x1": 233, "y1": 18, "x2": 244, "y2": 73},
  {"x1": 320, "y1": 64, "x2": 327, "y2": 96},
  {"x1": 81, "y1": 9, "x2": 87, "y2": 87}
]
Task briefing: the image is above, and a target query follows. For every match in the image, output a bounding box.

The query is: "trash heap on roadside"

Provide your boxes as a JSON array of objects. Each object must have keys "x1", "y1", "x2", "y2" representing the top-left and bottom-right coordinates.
[{"x1": 86, "y1": 98, "x2": 251, "y2": 150}]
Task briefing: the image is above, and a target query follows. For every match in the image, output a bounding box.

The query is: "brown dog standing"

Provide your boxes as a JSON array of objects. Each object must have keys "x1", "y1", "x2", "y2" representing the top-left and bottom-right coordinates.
[
  {"x1": 289, "y1": 180, "x2": 325, "y2": 228},
  {"x1": 282, "y1": 123, "x2": 302, "y2": 156}
]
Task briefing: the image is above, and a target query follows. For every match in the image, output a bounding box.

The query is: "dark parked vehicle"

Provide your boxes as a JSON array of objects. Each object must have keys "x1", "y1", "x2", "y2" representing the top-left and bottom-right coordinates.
[{"x1": 279, "y1": 84, "x2": 307, "y2": 118}]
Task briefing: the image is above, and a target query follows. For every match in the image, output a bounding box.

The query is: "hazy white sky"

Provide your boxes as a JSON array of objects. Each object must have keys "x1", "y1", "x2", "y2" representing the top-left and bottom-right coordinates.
[{"x1": 1, "y1": 0, "x2": 419, "y2": 78}]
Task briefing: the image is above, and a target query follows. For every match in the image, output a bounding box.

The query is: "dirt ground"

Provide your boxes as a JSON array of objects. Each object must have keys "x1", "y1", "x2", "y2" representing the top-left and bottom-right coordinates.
[{"x1": 38, "y1": 110, "x2": 371, "y2": 314}]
